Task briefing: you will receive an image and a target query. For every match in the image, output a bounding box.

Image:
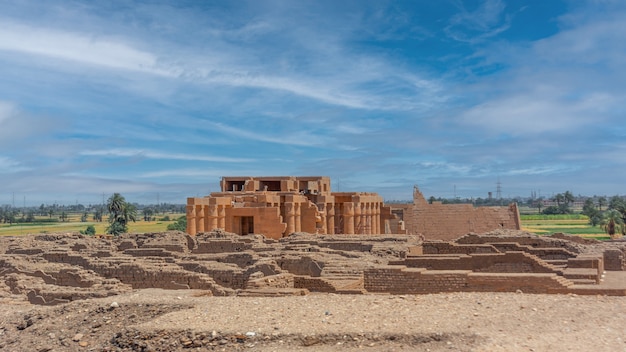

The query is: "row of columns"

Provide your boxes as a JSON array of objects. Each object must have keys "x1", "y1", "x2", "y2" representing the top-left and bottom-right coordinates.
[
  {"x1": 342, "y1": 202, "x2": 382, "y2": 234},
  {"x1": 187, "y1": 198, "x2": 384, "y2": 236},
  {"x1": 283, "y1": 201, "x2": 382, "y2": 235},
  {"x1": 186, "y1": 204, "x2": 228, "y2": 235},
  {"x1": 284, "y1": 202, "x2": 302, "y2": 234}
]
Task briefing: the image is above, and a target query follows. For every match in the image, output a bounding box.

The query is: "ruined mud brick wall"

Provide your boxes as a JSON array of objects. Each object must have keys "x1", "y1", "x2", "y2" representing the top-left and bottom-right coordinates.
[
  {"x1": 193, "y1": 239, "x2": 253, "y2": 254},
  {"x1": 364, "y1": 266, "x2": 571, "y2": 294},
  {"x1": 604, "y1": 249, "x2": 626, "y2": 271},
  {"x1": 391, "y1": 252, "x2": 558, "y2": 273},
  {"x1": 178, "y1": 256, "x2": 283, "y2": 289},
  {"x1": 464, "y1": 273, "x2": 572, "y2": 294},
  {"x1": 44, "y1": 252, "x2": 227, "y2": 292},
  {"x1": 276, "y1": 256, "x2": 324, "y2": 277},
  {"x1": 401, "y1": 187, "x2": 521, "y2": 241},
  {"x1": 293, "y1": 276, "x2": 339, "y2": 292},
  {"x1": 456, "y1": 233, "x2": 582, "y2": 253},
  {"x1": 421, "y1": 242, "x2": 499, "y2": 255},
  {"x1": 2, "y1": 231, "x2": 424, "y2": 304},
  {"x1": 246, "y1": 273, "x2": 295, "y2": 289},
  {"x1": 5, "y1": 230, "x2": 624, "y2": 303},
  {"x1": 423, "y1": 239, "x2": 578, "y2": 260},
  {"x1": 364, "y1": 266, "x2": 469, "y2": 293},
  {"x1": 317, "y1": 241, "x2": 374, "y2": 252},
  {"x1": 487, "y1": 243, "x2": 576, "y2": 260}
]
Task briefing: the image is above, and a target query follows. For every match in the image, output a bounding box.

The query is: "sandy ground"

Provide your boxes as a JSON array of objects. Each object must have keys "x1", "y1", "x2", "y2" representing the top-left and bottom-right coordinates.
[{"x1": 2, "y1": 289, "x2": 626, "y2": 352}]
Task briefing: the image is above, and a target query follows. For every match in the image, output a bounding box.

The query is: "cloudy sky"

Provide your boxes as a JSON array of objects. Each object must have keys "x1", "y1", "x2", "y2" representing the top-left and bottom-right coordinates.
[{"x1": 1, "y1": 0, "x2": 625, "y2": 206}]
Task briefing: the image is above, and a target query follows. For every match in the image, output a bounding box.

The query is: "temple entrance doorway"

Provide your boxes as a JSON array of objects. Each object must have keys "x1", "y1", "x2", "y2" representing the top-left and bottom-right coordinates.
[{"x1": 236, "y1": 216, "x2": 254, "y2": 235}]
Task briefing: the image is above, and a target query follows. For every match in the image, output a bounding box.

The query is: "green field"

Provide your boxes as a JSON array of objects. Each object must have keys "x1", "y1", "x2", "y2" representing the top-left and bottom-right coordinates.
[
  {"x1": 1, "y1": 213, "x2": 613, "y2": 241},
  {"x1": 0, "y1": 213, "x2": 186, "y2": 236},
  {"x1": 520, "y1": 214, "x2": 610, "y2": 240}
]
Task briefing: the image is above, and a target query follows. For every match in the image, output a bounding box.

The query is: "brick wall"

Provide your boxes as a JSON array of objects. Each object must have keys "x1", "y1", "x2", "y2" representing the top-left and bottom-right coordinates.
[
  {"x1": 393, "y1": 252, "x2": 557, "y2": 273},
  {"x1": 402, "y1": 190, "x2": 521, "y2": 240},
  {"x1": 364, "y1": 266, "x2": 571, "y2": 294},
  {"x1": 294, "y1": 276, "x2": 339, "y2": 292},
  {"x1": 604, "y1": 249, "x2": 626, "y2": 271}
]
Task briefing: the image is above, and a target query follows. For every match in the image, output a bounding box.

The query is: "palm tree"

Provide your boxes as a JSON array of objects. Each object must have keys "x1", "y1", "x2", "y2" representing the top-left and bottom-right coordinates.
[
  {"x1": 107, "y1": 193, "x2": 125, "y2": 219},
  {"x1": 598, "y1": 197, "x2": 607, "y2": 211},
  {"x1": 142, "y1": 207, "x2": 154, "y2": 221},
  {"x1": 106, "y1": 193, "x2": 136, "y2": 235},
  {"x1": 563, "y1": 191, "x2": 575, "y2": 206},
  {"x1": 601, "y1": 209, "x2": 624, "y2": 239},
  {"x1": 554, "y1": 193, "x2": 564, "y2": 206},
  {"x1": 123, "y1": 203, "x2": 138, "y2": 224}
]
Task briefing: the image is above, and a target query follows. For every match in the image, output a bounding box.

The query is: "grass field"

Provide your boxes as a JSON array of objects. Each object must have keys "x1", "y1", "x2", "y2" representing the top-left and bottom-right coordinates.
[
  {"x1": 1, "y1": 213, "x2": 614, "y2": 241},
  {"x1": 520, "y1": 214, "x2": 610, "y2": 240},
  {"x1": 0, "y1": 213, "x2": 185, "y2": 236}
]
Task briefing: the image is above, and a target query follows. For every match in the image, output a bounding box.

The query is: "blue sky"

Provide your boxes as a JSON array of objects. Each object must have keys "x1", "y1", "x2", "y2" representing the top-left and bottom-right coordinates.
[{"x1": 1, "y1": 0, "x2": 625, "y2": 206}]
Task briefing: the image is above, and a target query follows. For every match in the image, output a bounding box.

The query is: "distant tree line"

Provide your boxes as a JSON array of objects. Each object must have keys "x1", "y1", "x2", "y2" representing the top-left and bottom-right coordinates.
[{"x1": 581, "y1": 195, "x2": 626, "y2": 238}]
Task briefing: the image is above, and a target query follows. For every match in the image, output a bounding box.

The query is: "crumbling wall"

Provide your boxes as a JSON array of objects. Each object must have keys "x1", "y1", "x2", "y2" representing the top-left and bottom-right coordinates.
[
  {"x1": 392, "y1": 252, "x2": 557, "y2": 273},
  {"x1": 402, "y1": 187, "x2": 521, "y2": 240},
  {"x1": 364, "y1": 266, "x2": 572, "y2": 294},
  {"x1": 604, "y1": 249, "x2": 626, "y2": 271},
  {"x1": 2, "y1": 230, "x2": 626, "y2": 305}
]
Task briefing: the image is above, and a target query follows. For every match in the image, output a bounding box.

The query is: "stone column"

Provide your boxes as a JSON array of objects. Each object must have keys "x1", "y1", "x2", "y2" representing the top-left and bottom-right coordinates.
[
  {"x1": 373, "y1": 203, "x2": 380, "y2": 234},
  {"x1": 217, "y1": 205, "x2": 226, "y2": 229},
  {"x1": 208, "y1": 205, "x2": 218, "y2": 231},
  {"x1": 344, "y1": 203, "x2": 355, "y2": 234},
  {"x1": 350, "y1": 203, "x2": 363, "y2": 234},
  {"x1": 364, "y1": 202, "x2": 371, "y2": 234},
  {"x1": 327, "y1": 203, "x2": 335, "y2": 234},
  {"x1": 295, "y1": 202, "x2": 302, "y2": 233},
  {"x1": 195, "y1": 205, "x2": 205, "y2": 233},
  {"x1": 203, "y1": 206, "x2": 210, "y2": 233},
  {"x1": 285, "y1": 202, "x2": 295, "y2": 234},
  {"x1": 186, "y1": 205, "x2": 196, "y2": 235},
  {"x1": 318, "y1": 204, "x2": 327, "y2": 234}
]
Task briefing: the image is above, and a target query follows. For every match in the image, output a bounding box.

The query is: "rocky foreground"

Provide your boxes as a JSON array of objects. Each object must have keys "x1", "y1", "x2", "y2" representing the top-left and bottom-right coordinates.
[
  {"x1": 2, "y1": 288, "x2": 626, "y2": 351},
  {"x1": 1, "y1": 230, "x2": 626, "y2": 351}
]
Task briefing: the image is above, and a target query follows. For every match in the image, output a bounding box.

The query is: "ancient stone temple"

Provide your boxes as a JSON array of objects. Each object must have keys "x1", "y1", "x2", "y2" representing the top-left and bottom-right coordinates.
[{"x1": 186, "y1": 176, "x2": 398, "y2": 239}]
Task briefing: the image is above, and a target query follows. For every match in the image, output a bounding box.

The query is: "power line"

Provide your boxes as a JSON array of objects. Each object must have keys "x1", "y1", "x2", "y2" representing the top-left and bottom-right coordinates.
[{"x1": 496, "y1": 178, "x2": 502, "y2": 200}]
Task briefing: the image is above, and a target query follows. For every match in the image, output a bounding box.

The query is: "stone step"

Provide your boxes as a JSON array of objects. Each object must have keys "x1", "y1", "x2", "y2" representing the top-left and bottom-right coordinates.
[
  {"x1": 562, "y1": 268, "x2": 600, "y2": 281},
  {"x1": 568, "y1": 278, "x2": 598, "y2": 285},
  {"x1": 554, "y1": 275, "x2": 575, "y2": 287},
  {"x1": 544, "y1": 259, "x2": 568, "y2": 266},
  {"x1": 238, "y1": 288, "x2": 309, "y2": 296}
]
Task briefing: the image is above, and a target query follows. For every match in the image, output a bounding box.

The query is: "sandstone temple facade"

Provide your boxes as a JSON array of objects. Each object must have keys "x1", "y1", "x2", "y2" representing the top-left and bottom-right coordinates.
[
  {"x1": 186, "y1": 176, "x2": 521, "y2": 240},
  {"x1": 186, "y1": 176, "x2": 398, "y2": 239}
]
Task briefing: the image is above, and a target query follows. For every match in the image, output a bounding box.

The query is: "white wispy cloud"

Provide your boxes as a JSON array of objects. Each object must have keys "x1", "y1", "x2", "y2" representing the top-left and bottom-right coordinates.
[
  {"x1": 0, "y1": 100, "x2": 58, "y2": 146},
  {"x1": 80, "y1": 149, "x2": 253, "y2": 163},
  {"x1": 504, "y1": 166, "x2": 574, "y2": 176},
  {"x1": 0, "y1": 10, "x2": 445, "y2": 112},
  {"x1": 139, "y1": 168, "x2": 258, "y2": 179},
  {"x1": 458, "y1": 92, "x2": 611, "y2": 135},
  {"x1": 445, "y1": 0, "x2": 511, "y2": 43},
  {"x1": 207, "y1": 122, "x2": 330, "y2": 147},
  {"x1": 2, "y1": 1, "x2": 625, "y2": 203},
  {"x1": 0, "y1": 156, "x2": 28, "y2": 173},
  {"x1": 0, "y1": 20, "x2": 170, "y2": 75},
  {"x1": 0, "y1": 101, "x2": 15, "y2": 123}
]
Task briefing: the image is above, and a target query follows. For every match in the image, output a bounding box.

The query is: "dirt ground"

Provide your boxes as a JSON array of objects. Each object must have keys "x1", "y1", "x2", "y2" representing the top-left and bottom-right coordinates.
[{"x1": 2, "y1": 288, "x2": 625, "y2": 352}]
